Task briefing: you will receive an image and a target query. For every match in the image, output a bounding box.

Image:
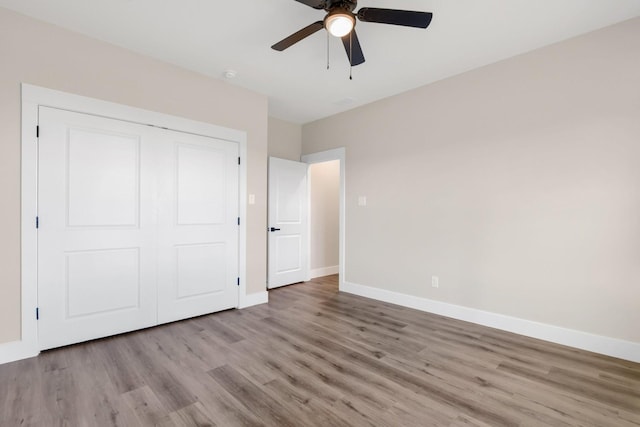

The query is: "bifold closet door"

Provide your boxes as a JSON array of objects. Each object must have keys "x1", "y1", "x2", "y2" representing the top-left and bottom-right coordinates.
[
  {"x1": 38, "y1": 107, "x2": 158, "y2": 350},
  {"x1": 156, "y1": 130, "x2": 239, "y2": 324},
  {"x1": 37, "y1": 107, "x2": 239, "y2": 350}
]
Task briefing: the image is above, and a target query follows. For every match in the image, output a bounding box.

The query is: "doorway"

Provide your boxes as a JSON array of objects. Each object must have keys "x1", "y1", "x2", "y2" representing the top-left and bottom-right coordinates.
[
  {"x1": 302, "y1": 148, "x2": 345, "y2": 289},
  {"x1": 308, "y1": 160, "x2": 340, "y2": 279},
  {"x1": 267, "y1": 148, "x2": 345, "y2": 290}
]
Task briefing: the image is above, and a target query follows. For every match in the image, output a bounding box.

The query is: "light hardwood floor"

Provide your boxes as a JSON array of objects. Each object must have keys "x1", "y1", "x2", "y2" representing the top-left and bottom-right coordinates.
[{"x1": 1, "y1": 275, "x2": 639, "y2": 426}]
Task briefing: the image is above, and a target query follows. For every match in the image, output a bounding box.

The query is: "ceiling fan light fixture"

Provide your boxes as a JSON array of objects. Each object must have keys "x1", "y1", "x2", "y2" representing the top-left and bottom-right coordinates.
[{"x1": 325, "y1": 11, "x2": 355, "y2": 37}]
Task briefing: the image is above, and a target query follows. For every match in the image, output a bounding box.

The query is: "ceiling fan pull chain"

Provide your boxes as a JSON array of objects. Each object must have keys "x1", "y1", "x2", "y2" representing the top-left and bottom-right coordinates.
[{"x1": 327, "y1": 31, "x2": 330, "y2": 70}]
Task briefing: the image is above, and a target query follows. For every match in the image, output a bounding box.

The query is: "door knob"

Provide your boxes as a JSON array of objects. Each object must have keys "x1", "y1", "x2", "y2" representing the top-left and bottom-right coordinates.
[{"x1": 269, "y1": 227, "x2": 281, "y2": 232}]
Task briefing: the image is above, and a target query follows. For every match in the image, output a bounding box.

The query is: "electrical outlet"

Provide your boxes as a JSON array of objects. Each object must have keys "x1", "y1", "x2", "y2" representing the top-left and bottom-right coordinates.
[{"x1": 431, "y1": 276, "x2": 439, "y2": 288}]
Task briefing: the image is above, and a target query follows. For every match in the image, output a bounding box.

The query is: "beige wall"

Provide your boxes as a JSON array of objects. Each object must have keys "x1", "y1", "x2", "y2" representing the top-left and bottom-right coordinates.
[
  {"x1": 309, "y1": 161, "x2": 340, "y2": 271},
  {"x1": 267, "y1": 117, "x2": 302, "y2": 161},
  {"x1": 0, "y1": 8, "x2": 268, "y2": 344},
  {"x1": 303, "y1": 18, "x2": 640, "y2": 343}
]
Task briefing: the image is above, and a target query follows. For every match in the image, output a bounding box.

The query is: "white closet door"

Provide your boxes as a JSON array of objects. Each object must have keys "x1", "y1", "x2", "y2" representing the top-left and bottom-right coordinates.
[
  {"x1": 37, "y1": 107, "x2": 239, "y2": 350},
  {"x1": 38, "y1": 107, "x2": 158, "y2": 350},
  {"x1": 156, "y1": 130, "x2": 239, "y2": 324}
]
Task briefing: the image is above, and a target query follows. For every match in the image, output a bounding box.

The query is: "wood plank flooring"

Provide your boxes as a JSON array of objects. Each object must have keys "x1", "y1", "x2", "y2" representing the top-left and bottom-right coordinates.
[{"x1": 1, "y1": 275, "x2": 639, "y2": 426}]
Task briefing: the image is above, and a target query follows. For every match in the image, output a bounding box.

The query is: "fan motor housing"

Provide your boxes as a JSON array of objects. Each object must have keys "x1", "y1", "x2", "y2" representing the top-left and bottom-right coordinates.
[{"x1": 325, "y1": 0, "x2": 357, "y2": 12}]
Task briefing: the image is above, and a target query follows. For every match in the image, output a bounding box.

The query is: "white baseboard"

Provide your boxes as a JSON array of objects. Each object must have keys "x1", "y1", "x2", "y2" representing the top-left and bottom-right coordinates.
[
  {"x1": 310, "y1": 265, "x2": 339, "y2": 279},
  {"x1": 239, "y1": 291, "x2": 269, "y2": 309},
  {"x1": 0, "y1": 340, "x2": 39, "y2": 365},
  {"x1": 341, "y1": 281, "x2": 640, "y2": 363}
]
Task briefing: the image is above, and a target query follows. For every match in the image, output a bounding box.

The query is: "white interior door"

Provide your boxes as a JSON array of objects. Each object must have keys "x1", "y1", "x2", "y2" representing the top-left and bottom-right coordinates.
[
  {"x1": 156, "y1": 130, "x2": 239, "y2": 324},
  {"x1": 38, "y1": 107, "x2": 158, "y2": 350},
  {"x1": 37, "y1": 107, "x2": 239, "y2": 350},
  {"x1": 268, "y1": 157, "x2": 308, "y2": 289}
]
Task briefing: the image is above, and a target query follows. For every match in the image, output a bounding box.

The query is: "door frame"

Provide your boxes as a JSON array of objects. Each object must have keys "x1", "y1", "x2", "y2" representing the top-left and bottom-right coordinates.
[
  {"x1": 19, "y1": 84, "x2": 247, "y2": 359},
  {"x1": 301, "y1": 148, "x2": 345, "y2": 290}
]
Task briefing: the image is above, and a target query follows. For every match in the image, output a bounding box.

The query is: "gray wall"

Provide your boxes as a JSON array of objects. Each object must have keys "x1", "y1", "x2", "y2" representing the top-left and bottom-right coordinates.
[
  {"x1": 302, "y1": 18, "x2": 640, "y2": 343},
  {"x1": 267, "y1": 117, "x2": 302, "y2": 161}
]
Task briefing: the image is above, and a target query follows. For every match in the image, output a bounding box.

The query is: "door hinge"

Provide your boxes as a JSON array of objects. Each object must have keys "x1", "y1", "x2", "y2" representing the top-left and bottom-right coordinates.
[
  {"x1": 237, "y1": 217, "x2": 240, "y2": 226},
  {"x1": 36, "y1": 126, "x2": 39, "y2": 138},
  {"x1": 36, "y1": 307, "x2": 39, "y2": 320},
  {"x1": 238, "y1": 157, "x2": 241, "y2": 165},
  {"x1": 237, "y1": 277, "x2": 240, "y2": 287},
  {"x1": 36, "y1": 216, "x2": 39, "y2": 229}
]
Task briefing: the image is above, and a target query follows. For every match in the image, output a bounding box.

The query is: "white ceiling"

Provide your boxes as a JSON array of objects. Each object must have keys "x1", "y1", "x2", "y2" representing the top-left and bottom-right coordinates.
[{"x1": 1, "y1": 0, "x2": 639, "y2": 123}]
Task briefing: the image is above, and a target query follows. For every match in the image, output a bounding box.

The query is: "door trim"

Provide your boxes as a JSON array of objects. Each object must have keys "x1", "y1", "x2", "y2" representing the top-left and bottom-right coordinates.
[
  {"x1": 301, "y1": 148, "x2": 345, "y2": 290},
  {"x1": 19, "y1": 84, "x2": 247, "y2": 360}
]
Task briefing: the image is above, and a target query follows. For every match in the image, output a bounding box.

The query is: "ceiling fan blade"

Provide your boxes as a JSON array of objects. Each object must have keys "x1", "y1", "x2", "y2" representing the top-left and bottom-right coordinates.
[
  {"x1": 341, "y1": 30, "x2": 365, "y2": 66},
  {"x1": 271, "y1": 21, "x2": 324, "y2": 51},
  {"x1": 357, "y1": 8, "x2": 433, "y2": 29},
  {"x1": 294, "y1": 0, "x2": 326, "y2": 9}
]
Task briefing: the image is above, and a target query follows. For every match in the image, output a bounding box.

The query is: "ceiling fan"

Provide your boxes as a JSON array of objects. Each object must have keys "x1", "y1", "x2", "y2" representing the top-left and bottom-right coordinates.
[{"x1": 271, "y1": 0, "x2": 433, "y2": 66}]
